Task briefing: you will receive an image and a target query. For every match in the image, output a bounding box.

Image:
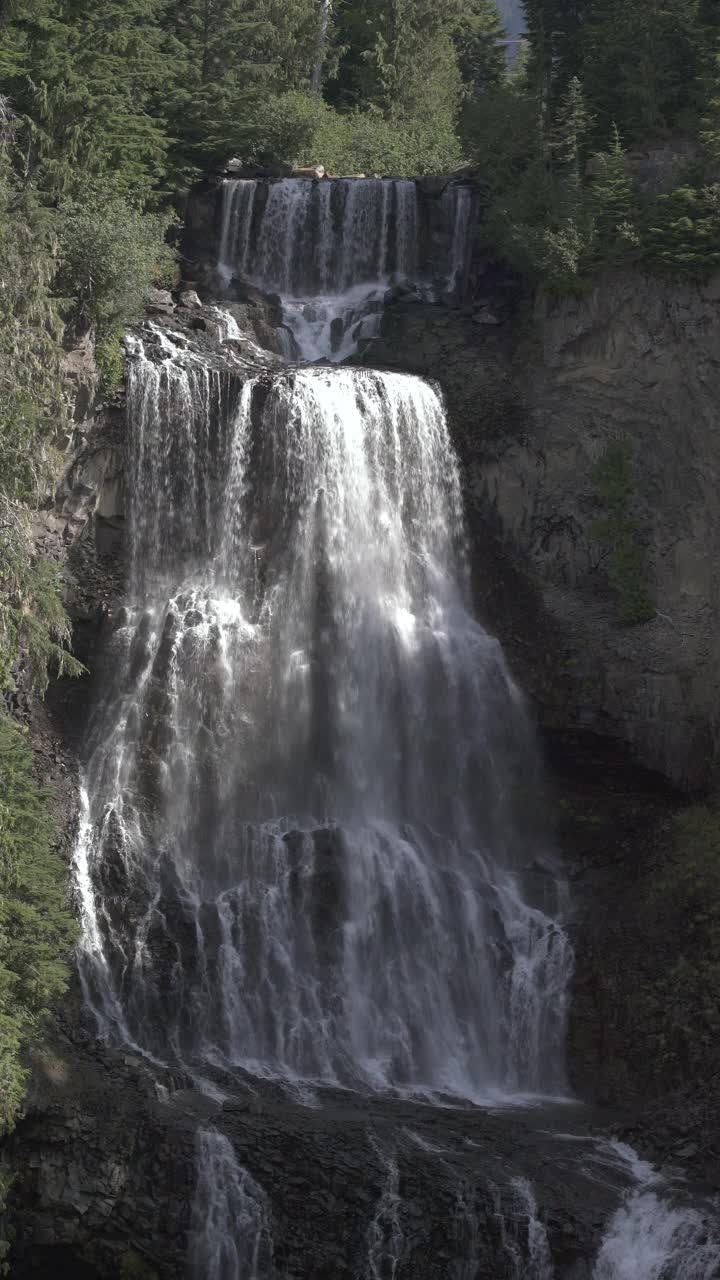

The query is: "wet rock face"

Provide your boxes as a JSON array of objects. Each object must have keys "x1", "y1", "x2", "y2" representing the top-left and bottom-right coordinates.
[
  {"x1": 367, "y1": 269, "x2": 720, "y2": 794},
  {"x1": 7, "y1": 1029, "x2": 625, "y2": 1280}
]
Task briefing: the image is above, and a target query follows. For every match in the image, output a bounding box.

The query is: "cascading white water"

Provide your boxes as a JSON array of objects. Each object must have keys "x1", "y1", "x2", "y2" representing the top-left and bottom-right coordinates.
[
  {"x1": 74, "y1": 326, "x2": 571, "y2": 1101},
  {"x1": 218, "y1": 178, "x2": 419, "y2": 296},
  {"x1": 367, "y1": 1145, "x2": 404, "y2": 1280},
  {"x1": 444, "y1": 184, "x2": 473, "y2": 293},
  {"x1": 189, "y1": 1130, "x2": 273, "y2": 1279},
  {"x1": 498, "y1": 1179, "x2": 554, "y2": 1280},
  {"x1": 592, "y1": 1143, "x2": 720, "y2": 1280},
  {"x1": 594, "y1": 1195, "x2": 720, "y2": 1280},
  {"x1": 217, "y1": 177, "x2": 471, "y2": 361}
]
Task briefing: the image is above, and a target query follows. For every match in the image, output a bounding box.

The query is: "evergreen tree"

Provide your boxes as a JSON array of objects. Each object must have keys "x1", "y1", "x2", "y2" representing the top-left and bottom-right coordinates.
[
  {"x1": 550, "y1": 75, "x2": 592, "y2": 188},
  {"x1": 588, "y1": 124, "x2": 640, "y2": 264},
  {"x1": 0, "y1": 110, "x2": 63, "y2": 501},
  {"x1": 454, "y1": 0, "x2": 507, "y2": 95},
  {"x1": 700, "y1": 48, "x2": 720, "y2": 171},
  {"x1": 327, "y1": 0, "x2": 465, "y2": 169},
  {"x1": 3, "y1": 0, "x2": 174, "y2": 197},
  {"x1": 520, "y1": 0, "x2": 592, "y2": 104},
  {"x1": 0, "y1": 711, "x2": 76, "y2": 1136},
  {"x1": 643, "y1": 183, "x2": 720, "y2": 276},
  {"x1": 580, "y1": 0, "x2": 704, "y2": 142},
  {"x1": 165, "y1": 0, "x2": 320, "y2": 175}
]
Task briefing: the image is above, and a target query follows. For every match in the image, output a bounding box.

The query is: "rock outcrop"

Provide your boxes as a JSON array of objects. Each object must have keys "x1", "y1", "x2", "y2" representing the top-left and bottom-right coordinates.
[
  {"x1": 8, "y1": 1017, "x2": 629, "y2": 1280},
  {"x1": 366, "y1": 269, "x2": 720, "y2": 793}
]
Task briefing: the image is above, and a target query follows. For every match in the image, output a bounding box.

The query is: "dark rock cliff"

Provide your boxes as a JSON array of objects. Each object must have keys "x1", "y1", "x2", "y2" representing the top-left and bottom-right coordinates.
[{"x1": 366, "y1": 270, "x2": 720, "y2": 795}]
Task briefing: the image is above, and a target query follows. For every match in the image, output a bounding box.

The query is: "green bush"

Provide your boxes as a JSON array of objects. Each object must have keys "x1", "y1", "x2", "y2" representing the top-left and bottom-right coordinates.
[
  {"x1": 242, "y1": 90, "x2": 461, "y2": 177},
  {"x1": 0, "y1": 712, "x2": 77, "y2": 1136},
  {"x1": 95, "y1": 332, "x2": 126, "y2": 392},
  {"x1": 56, "y1": 183, "x2": 176, "y2": 339},
  {"x1": 119, "y1": 1249, "x2": 159, "y2": 1280}
]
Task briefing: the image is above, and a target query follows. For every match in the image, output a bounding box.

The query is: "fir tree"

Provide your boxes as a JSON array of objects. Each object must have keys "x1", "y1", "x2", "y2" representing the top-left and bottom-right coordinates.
[
  {"x1": 700, "y1": 48, "x2": 720, "y2": 171},
  {"x1": 550, "y1": 75, "x2": 592, "y2": 188},
  {"x1": 588, "y1": 124, "x2": 640, "y2": 264},
  {"x1": 0, "y1": 711, "x2": 76, "y2": 1136},
  {"x1": 3, "y1": 0, "x2": 174, "y2": 197},
  {"x1": 454, "y1": 0, "x2": 507, "y2": 95}
]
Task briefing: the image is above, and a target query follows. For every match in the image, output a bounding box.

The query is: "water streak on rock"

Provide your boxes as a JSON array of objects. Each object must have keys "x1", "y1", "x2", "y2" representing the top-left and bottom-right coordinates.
[{"x1": 189, "y1": 1130, "x2": 273, "y2": 1280}]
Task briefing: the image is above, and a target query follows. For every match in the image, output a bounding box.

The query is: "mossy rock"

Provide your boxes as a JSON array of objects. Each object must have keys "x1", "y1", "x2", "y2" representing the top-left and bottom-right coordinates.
[{"x1": 119, "y1": 1249, "x2": 159, "y2": 1280}]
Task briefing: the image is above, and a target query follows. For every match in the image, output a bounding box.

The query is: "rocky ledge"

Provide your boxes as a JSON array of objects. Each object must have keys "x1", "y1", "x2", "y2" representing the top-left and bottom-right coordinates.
[{"x1": 8, "y1": 1004, "x2": 633, "y2": 1280}]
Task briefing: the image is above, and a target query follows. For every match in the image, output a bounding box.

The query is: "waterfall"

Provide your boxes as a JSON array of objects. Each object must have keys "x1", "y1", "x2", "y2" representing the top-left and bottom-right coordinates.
[
  {"x1": 64, "y1": 148, "x2": 588, "y2": 1278},
  {"x1": 594, "y1": 1194, "x2": 720, "y2": 1280},
  {"x1": 189, "y1": 1130, "x2": 273, "y2": 1279},
  {"x1": 498, "y1": 1179, "x2": 554, "y2": 1280},
  {"x1": 444, "y1": 185, "x2": 473, "y2": 294},
  {"x1": 216, "y1": 177, "x2": 471, "y2": 360},
  {"x1": 74, "y1": 333, "x2": 572, "y2": 1099},
  {"x1": 592, "y1": 1143, "x2": 720, "y2": 1280},
  {"x1": 218, "y1": 178, "x2": 420, "y2": 297},
  {"x1": 366, "y1": 1146, "x2": 404, "y2": 1279}
]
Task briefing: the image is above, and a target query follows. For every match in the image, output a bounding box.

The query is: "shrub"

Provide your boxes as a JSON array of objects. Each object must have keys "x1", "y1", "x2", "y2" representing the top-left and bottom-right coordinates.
[
  {"x1": 95, "y1": 332, "x2": 126, "y2": 392},
  {"x1": 240, "y1": 90, "x2": 461, "y2": 176},
  {"x1": 0, "y1": 711, "x2": 77, "y2": 1135},
  {"x1": 119, "y1": 1249, "x2": 159, "y2": 1280},
  {"x1": 55, "y1": 183, "x2": 176, "y2": 338}
]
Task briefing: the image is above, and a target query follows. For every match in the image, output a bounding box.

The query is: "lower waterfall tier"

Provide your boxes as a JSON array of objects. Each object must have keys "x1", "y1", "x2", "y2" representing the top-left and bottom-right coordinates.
[
  {"x1": 74, "y1": 338, "x2": 571, "y2": 1100},
  {"x1": 10, "y1": 1042, "x2": 720, "y2": 1280}
]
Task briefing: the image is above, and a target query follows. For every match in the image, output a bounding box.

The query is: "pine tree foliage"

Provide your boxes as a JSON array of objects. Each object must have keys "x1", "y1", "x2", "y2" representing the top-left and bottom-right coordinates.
[
  {"x1": 0, "y1": 498, "x2": 84, "y2": 695},
  {"x1": 455, "y1": 0, "x2": 507, "y2": 94},
  {"x1": 0, "y1": 110, "x2": 63, "y2": 503},
  {"x1": 2, "y1": 0, "x2": 174, "y2": 197},
  {"x1": 0, "y1": 710, "x2": 76, "y2": 1136},
  {"x1": 588, "y1": 125, "x2": 641, "y2": 265}
]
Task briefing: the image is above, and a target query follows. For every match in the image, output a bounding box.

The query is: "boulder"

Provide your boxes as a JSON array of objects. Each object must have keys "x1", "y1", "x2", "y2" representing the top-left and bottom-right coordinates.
[
  {"x1": 292, "y1": 165, "x2": 325, "y2": 180},
  {"x1": 472, "y1": 306, "x2": 501, "y2": 325},
  {"x1": 145, "y1": 287, "x2": 174, "y2": 315},
  {"x1": 178, "y1": 290, "x2": 203, "y2": 310}
]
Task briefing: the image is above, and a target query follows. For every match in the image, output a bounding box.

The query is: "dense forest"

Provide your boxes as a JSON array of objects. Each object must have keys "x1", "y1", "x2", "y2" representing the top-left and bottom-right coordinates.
[{"x1": 1, "y1": 0, "x2": 720, "y2": 1141}]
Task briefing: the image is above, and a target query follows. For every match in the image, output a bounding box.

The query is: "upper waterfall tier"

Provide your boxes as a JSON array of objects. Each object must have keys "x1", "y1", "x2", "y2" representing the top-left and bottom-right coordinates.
[
  {"x1": 214, "y1": 177, "x2": 474, "y2": 361},
  {"x1": 218, "y1": 177, "x2": 472, "y2": 297},
  {"x1": 74, "y1": 335, "x2": 571, "y2": 1101}
]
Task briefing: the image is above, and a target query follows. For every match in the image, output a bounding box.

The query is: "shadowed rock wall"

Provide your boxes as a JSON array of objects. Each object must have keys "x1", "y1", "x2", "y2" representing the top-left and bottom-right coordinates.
[{"x1": 367, "y1": 269, "x2": 720, "y2": 793}]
